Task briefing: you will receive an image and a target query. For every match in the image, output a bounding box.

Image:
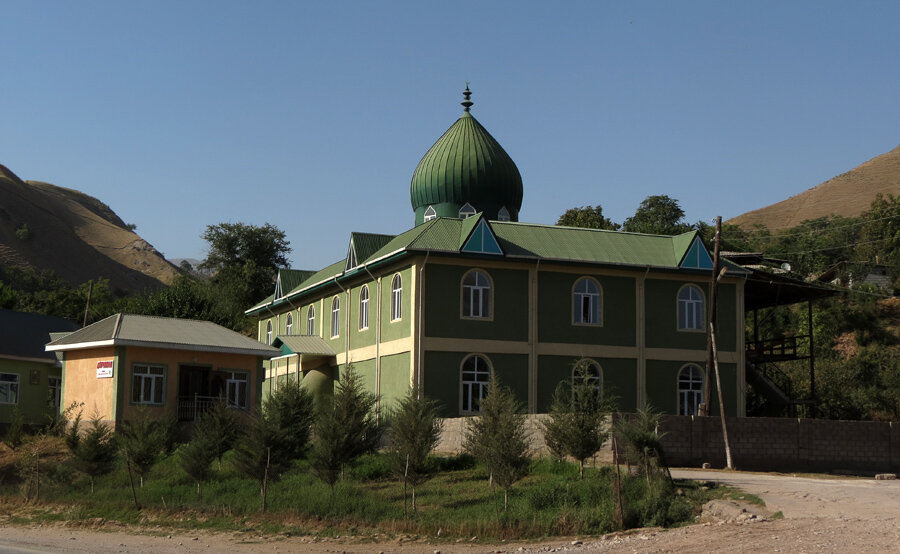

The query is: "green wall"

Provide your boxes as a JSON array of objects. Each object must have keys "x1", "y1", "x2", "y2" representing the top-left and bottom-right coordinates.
[
  {"x1": 0, "y1": 359, "x2": 61, "y2": 425},
  {"x1": 645, "y1": 359, "x2": 737, "y2": 416},
  {"x1": 424, "y1": 263, "x2": 529, "y2": 341},
  {"x1": 379, "y1": 352, "x2": 410, "y2": 410},
  {"x1": 381, "y1": 267, "x2": 412, "y2": 342},
  {"x1": 644, "y1": 279, "x2": 738, "y2": 351},
  {"x1": 537, "y1": 272, "x2": 636, "y2": 345},
  {"x1": 350, "y1": 280, "x2": 377, "y2": 347},
  {"x1": 536, "y1": 356, "x2": 637, "y2": 413},
  {"x1": 422, "y1": 350, "x2": 528, "y2": 417}
]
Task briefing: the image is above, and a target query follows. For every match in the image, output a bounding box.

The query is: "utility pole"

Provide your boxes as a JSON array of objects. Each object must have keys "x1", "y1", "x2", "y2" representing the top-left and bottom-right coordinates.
[
  {"x1": 700, "y1": 217, "x2": 722, "y2": 417},
  {"x1": 82, "y1": 280, "x2": 94, "y2": 328}
]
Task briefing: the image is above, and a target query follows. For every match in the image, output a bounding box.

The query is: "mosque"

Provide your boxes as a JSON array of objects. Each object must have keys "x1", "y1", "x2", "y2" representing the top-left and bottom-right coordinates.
[{"x1": 246, "y1": 88, "x2": 747, "y2": 418}]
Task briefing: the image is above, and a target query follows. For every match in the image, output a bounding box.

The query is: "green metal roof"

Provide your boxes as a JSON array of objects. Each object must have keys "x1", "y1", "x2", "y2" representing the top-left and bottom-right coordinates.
[
  {"x1": 272, "y1": 335, "x2": 336, "y2": 357},
  {"x1": 410, "y1": 88, "x2": 523, "y2": 226},
  {"x1": 46, "y1": 314, "x2": 279, "y2": 357},
  {"x1": 245, "y1": 217, "x2": 748, "y2": 317}
]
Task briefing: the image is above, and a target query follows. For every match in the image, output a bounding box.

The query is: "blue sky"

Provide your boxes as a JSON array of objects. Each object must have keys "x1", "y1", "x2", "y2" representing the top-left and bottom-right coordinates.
[{"x1": 3, "y1": 1, "x2": 900, "y2": 271}]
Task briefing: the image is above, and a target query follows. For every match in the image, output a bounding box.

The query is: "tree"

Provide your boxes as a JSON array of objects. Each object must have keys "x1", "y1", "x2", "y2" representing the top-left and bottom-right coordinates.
[
  {"x1": 557, "y1": 205, "x2": 620, "y2": 230},
  {"x1": 541, "y1": 360, "x2": 613, "y2": 478},
  {"x1": 200, "y1": 222, "x2": 291, "y2": 310},
  {"x1": 463, "y1": 377, "x2": 531, "y2": 511},
  {"x1": 117, "y1": 410, "x2": 166, "y2": 487},
  {"x1": 622, "y1": 195, "x2": 692, "y2": 235},
  {"x1": 69, "y1": 417, "x2": 117, "y2": 493},
  {"x1": 387, "y1": 386, "x2": 443, "y2": 513},
  {"x1": 310, "y1": 365, "x2": 381, "y2": 494},
  {"x1": 198, "y1": 398, "x2": 239, "y2": 468},
  {"x1": 613, "y1": 405, "x2": 671, "y2": 483},
  {"x1": 178, "y1": 429, "x2": 217, "y2": 498}
]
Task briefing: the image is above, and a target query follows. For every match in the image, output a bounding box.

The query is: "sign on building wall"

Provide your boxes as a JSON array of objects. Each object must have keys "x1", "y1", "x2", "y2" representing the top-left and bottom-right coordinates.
[{"x1": 96, "y1": 360, "x2": 114, "y2": 379}]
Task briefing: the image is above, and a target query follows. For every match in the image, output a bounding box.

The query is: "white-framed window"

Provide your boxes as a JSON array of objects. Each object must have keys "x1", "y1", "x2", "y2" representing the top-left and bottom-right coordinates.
[
  {"x1": 48, "y1": 375, "x2": 61, "y2": 409},
  {"x1": 459, "y1": 202, "x2": 476, "y2": 219},
  {"x1": 132, "y1": 364, "x2": 165, "y2": 405},
  {"x1": 391, "y1": 273, "x2": 402, "y2": 321},
  {"x1": 462, "y1": 269, "x2": 492, "y2": 319},
  {"x1": 573, "y1": 277, "x2": 602, "y2": 325},
  {"x1": 497, "y1": 206, "x2": 510, "y2": 221},
  {"x1": 424, "y1": 205, "x2": 437, "y2": 222},
  {"x1": 265, "y1": 320, "x2": 273, "y2": 344},
  {"x1": 461, "y1": 354, "x2": 491, "y2": 413},
  {"x1": 307, "y1": 305, "x2": 315, "y2": 336},
  {"x1": 678, "y1": 364, "x2": 705, "y2": 416},
  {"x1": 0, "y1": 373, "x2": 19, "y2": 405},
  {"x1": 678, "y1": 284, "x2": 705, "y2": 331},
  {"x1": 225, "y1": 371, "x2": 250, "y2": 409},
  {"x1": 359, "y1": 285, "x2": 370, "y2": 330},
  {"x1": 285, "y1": 312, "x2": 293, "y2": 335},
  {"x1": 573, "y1": 358, "x2": 603, "y2": 398},
  {"x1": 331, "y1": 296, "x2": 340, "y2": 338}
]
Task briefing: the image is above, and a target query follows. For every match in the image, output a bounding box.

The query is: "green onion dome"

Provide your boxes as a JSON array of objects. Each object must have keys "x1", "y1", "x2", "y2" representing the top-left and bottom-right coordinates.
[{"x1": 410, "y1": 87, "x2": 523, "y2": 225}]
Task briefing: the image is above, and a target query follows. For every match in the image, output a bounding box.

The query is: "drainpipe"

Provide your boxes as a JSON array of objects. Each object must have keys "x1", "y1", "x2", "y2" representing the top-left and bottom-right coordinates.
[
  {"x1": 363, "y1": 264, "x2": 381, "y2": 410},
  {"x1": 417, "y1": 252, "x2": 430, "y2": 397}
]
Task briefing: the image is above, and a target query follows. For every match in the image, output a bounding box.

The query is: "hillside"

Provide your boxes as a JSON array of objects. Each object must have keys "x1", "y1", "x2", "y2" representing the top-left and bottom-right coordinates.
[
  {"x1": 0, "y1": 163, "x2": 179, "y2": 294},
  {"x1": 728, "y1": 144, "x2": 900, "y2": 230}
]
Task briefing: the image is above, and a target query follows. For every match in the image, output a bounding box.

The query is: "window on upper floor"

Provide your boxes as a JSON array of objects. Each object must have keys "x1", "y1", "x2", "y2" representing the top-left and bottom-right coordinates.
[
  {"x1": 459, "y1": 203, "x2": 476, "y2": 219},
  {"x1": 307, "y1": 305, "x2": 316, "y2": 336},
  {"x1": 265, "y1": 320, "x2": 273, "y2": 344},
  {"x1": 497, "y1": 206, "x2": 510, "y2": 221},
  {"x1": 461, "y1": 354, "x2": 491, "y2": 413},
  {"x1": 573, "y1": 277, "x2": 602, "y2": 325},
  {"x1": 461, "y1": 269, "x2": 492, "y2": 319},
  {"x1": 391, "y1": 273, "x2": 402, "y2": 321},
  {"x1": 677, "y1": 284, "x2": 705, "y2": 331},
  {"x1": 359, "y1": 285, "x2": 370, "y2": 330},
  {"x1": 424, "y1": 205, "x2": 437, "y2": 222},
  {"x1": 285, "y1": 312, "x2": 293, "y2": 335},
  {"x1": 331, "y1": 296, "x2": 340, "y2": 338}
]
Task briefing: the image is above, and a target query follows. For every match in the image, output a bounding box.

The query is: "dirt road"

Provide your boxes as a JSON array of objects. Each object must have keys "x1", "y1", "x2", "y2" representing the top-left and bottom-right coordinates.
[{"x1": 1, "y1": 469, "x2": 898, "y2": 553}]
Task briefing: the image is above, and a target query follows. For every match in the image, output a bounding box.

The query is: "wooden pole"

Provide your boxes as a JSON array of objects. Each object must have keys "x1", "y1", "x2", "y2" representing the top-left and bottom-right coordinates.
[
  {"x1": 711, "y1": 319, "x2": 734, "y2": 469},
  {"x1": 82, "y1": 280, "x2": 94, "y2": 328},
  {"x1": 700, "y1": 217, "x2": 722, "y2": 417}
]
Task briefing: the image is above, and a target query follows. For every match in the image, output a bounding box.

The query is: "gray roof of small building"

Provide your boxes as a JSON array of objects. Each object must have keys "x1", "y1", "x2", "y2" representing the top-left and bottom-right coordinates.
[
  {"x1": 46, "y1": 314, "x2": 279, "y2": 358},
  {"x1": 0, "y1": 309, "x2": 78, "y2": 363}
]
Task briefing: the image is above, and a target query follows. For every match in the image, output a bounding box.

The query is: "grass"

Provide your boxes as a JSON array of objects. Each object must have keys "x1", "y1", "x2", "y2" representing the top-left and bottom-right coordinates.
[{"x1": 0, "y1": 439, "x2": 718, "y2": 540}]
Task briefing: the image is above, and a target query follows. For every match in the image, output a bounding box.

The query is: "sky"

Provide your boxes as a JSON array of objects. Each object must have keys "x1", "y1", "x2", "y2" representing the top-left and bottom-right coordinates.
[{"x1": 3, "y1": 1, "x2": 900, "y2": 271}]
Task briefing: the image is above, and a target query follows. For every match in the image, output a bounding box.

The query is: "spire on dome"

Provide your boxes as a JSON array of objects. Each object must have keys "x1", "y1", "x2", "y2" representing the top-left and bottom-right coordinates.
[{"x1": 461, "y1": 83, "x2": 473, "y2": 113}]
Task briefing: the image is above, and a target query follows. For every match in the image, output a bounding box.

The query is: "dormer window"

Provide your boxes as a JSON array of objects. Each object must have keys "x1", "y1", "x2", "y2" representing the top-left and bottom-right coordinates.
[
  {"x1": 459, "y1": 203, "x2": 476, "y2": 219},
  {"x1": 424, "y1": 206, "x2": 437, "y2": 222},
  {"x1": 497, "y1": 206, "x2": 510, "y2": 221}
]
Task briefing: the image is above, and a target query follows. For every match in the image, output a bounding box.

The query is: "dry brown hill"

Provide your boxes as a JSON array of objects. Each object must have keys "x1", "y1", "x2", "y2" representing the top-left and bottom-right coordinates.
[
  {"x1": 728, "y1": 144, "x2": 900, "y2": 230},
  {"x1": 0, "y1": 163, "x2": 179, "y2": 294}
]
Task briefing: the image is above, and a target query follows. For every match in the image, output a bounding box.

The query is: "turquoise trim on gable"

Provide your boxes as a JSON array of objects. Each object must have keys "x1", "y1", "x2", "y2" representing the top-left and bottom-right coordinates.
[
  {"x1": 680, "y1": 237, "x2": 714, "y2": 270},
  {"x1": 462, "y1": 219, "x2": 503, "y2": 255}
]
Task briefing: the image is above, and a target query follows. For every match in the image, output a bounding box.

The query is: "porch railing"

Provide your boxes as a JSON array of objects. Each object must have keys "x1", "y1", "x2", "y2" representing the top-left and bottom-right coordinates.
[{"x1": 177, "y1": 394, "x2": 220, "y2": 421}]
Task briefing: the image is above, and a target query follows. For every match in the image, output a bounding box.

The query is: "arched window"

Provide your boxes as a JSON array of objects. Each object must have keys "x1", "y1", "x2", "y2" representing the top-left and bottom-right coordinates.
[
  {"x1": 678, "y1": 364, "x2": 705, "y2": 415},
  {"x1": 573, "y1": 277, "x2": 602, "y2": 325},
  {"x1": 265, "y1": 320, "x2": 272, "y2": 345},
  {"x1": 391, "y1": 274, "x2": 402, "y2": 321},
  {"x1": 307, "y1": 305, "x2": 315, "y2": 336},
  {"x1": 459, "y1": 203, "x2": 476, "y2": 219},
  {"x1": 330, "y1": 296, "x2": 340, "y2": 338},
  {"x1": 359, "y1": 285, "x2": 370, "y2": 330},
  {"x1": 461, "y1": 269, "x2": 492, "y2": 319},
  {"x1": 424, "y1": 205, "x2": 437, "y2": 222},
  {"x1": 497, "y1": 206, "x2": 510, "y2": 221},
  {"x1": 573, "y1": 358, "x2": 603, "y2": 398},
  {"x1": 285, "y1": 312, "x2": 293, "y2": 335},
  {"x1": 461, "y1": 354, "x2": 491, "y2": 413},
  {"x1": 678, "y1": 284, "x2": 705, "y2": 331}
]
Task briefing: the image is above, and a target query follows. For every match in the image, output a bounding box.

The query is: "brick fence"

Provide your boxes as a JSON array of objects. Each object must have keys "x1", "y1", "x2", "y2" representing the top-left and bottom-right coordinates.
[{"x1": 435, "y1": 414, "x2": 900, "y2": 474}]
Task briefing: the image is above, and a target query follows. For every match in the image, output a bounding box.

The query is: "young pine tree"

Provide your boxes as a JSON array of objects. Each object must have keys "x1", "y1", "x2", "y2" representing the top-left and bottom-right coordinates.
[
  {"x1": 541, "y1": 360, "x2": 613, "y2": 478},
  {"x1": 117, "y1": 409, "x2": 166, "y2": 487},
  {"x1": 463, "y1": 377, "x2": 531, "y2": 511},
  {"x1": 387, "y1": 386, "x2": 442, "y2": 513},
  {"x1": 310, "y1": 365, "x2": 381, "y2": 494},
  {"x1": 70, "y1": 417, "x2": 117, "y2": 494},
  {"x1": 613, "y1": 405, "x2": 671, "y2": 483}
]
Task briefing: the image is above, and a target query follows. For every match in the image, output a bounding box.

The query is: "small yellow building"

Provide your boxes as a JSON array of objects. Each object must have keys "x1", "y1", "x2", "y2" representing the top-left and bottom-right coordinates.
[{"x1": 46, "y1": 314, "x2": 278, "y2": 425}]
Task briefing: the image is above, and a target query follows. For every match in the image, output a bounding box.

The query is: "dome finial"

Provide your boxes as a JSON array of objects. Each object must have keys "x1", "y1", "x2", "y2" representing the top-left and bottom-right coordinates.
[{"x1": 461, "y1": 82, "x2": 473, "y2": 112}]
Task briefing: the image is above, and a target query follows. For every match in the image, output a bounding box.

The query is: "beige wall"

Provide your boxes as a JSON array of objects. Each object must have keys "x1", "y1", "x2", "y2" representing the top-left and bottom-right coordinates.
[{"x1": 61, "y1": 347, "x2": 117, "y2": 421}]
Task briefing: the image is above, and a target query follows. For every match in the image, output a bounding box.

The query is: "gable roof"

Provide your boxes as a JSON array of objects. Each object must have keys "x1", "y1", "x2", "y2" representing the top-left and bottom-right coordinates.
[
  {"x1": 0, "y1": 310, "x2": 77, "y2": 364},
  {"x1": 46, "y1": 314, "x2": 279, "y2": 358},
  {"x1": 246, "y1": 218, "x2": 749, "y2": 316}
]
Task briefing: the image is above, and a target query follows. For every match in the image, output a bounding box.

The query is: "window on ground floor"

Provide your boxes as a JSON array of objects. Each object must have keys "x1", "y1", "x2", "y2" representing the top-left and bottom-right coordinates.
[
  {"x1": 678, "y1": 364, "x2": 704, "y2": 415},
  {"x1": 0, "y1": 373, "x2": 19, "y2": 404},
  {"x1": 461, "y1": 354, "x2": 491, "y2": 413},
  {"x1": 132, "y1": 364, "x2": 165, "y2": 405}
]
